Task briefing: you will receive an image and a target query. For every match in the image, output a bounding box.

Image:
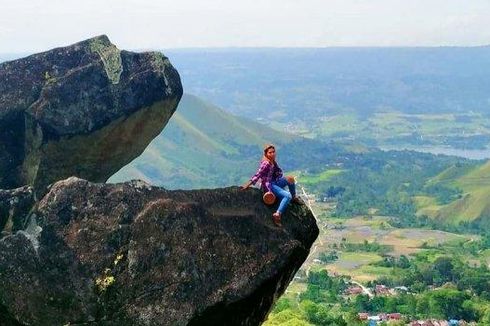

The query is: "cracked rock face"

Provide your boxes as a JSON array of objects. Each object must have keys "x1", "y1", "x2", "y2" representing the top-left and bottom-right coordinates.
[
  {"x1": 0, "y1": 35, "x2": 183, "y2": 194},
  {"x1": 0, "y1": 177, "x2": 318, "y2": 325}
]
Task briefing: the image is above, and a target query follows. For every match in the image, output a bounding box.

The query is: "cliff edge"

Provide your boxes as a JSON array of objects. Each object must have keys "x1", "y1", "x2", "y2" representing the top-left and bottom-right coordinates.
[{"x1": 0, "y1": 36, "x2": 318, "y2": 325}]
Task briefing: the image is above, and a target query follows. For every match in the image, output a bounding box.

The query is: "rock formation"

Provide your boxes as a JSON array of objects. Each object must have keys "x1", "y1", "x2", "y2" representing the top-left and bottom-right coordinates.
[
  {"x1": 0, "y1": 36, "x2": 318, "y2": 325},
  {"x1": 0, "y1": 177, "x2": 318, "y2": 325},
  {"x1": 0, "y1": 35, "x2": 182, "y2": 194}
]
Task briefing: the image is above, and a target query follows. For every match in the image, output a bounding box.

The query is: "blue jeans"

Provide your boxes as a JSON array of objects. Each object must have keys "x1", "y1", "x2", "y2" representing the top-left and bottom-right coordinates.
[{"x1": 271, "y1": 177, "x2": 296, "y2": 214}]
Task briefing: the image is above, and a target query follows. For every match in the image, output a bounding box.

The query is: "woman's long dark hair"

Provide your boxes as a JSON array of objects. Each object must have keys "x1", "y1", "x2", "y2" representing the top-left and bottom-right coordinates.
[{"x1": 262, "y1": 144, "x2": 277, "y2": 165}]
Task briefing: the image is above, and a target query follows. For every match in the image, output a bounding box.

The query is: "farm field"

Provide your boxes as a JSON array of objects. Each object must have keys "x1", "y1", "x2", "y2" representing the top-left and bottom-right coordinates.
[
  {"x1": 270, "y1": 111, "x2": 490, "y2": 150},
  {"x1": 298, "y1": 205, "x2": 480, "y2": 283}
]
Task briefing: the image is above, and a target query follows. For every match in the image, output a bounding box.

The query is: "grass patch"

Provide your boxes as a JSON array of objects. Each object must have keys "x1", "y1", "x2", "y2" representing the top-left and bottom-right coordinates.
[
  {"x1": 297, "y1": 169, "x2": 344, "y2": 186},
  {"x1": 358, "y1": 265, "x2": 394, "y2": 277},
  {"x1": 413, "y1": 195, "x2": 438, "y2": 210}
]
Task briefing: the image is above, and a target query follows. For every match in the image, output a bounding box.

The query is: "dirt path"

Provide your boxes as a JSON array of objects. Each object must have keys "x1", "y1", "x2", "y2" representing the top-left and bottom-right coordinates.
[{"x1": 350, "y1": 280, "x2": 374, "y2": 298}]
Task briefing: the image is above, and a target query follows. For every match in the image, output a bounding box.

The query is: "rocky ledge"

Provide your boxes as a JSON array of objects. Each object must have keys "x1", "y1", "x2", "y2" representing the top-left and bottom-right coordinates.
[{"x1": 0, "y1": 177, "x2": 318, "y2": 325}]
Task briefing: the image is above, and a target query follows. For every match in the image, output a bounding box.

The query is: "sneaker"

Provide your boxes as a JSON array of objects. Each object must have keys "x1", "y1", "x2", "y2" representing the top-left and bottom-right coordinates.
[{"x1": 272, "y1": 212, "x2": 282, "y2": 227}]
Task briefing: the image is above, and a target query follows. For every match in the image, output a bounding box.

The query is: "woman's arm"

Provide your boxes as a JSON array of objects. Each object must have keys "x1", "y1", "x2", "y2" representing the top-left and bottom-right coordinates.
[
  {"x1": 250, "y1": 161, "x2": 270, "y2": 185},
  {"x1": 241, "y1": 161, "x2": 270, "y2": 190},
  {"x1": 240, "y1": 180, "x2": 253, "y2": 190}
]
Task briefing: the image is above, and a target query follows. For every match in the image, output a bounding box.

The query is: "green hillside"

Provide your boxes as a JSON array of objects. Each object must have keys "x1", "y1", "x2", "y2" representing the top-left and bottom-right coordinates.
[
  {"x1": 416, "y1": 160, "x2": 490, "y2": 226},
  {"x1": 109, "y1": 94, "x2": 341, "y2": 189}
]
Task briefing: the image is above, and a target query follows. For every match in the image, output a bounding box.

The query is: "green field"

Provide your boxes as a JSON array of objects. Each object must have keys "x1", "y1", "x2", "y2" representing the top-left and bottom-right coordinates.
[
  {"x1": 294, "y1": 169, "x2": 344, "y2": 186},
  {"x1": 297, "y1": 212, "x2": 478, "y2": 283},
  {"x1": 325, "y1": 252, "x2": 384, "y2": 282},
  {"x1": 268, "y1": 110, "x2": 490, "y2": 151}
]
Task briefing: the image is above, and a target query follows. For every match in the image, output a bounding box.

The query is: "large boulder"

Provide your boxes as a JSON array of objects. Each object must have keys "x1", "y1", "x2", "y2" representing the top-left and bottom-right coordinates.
[
  {"x1": 0, "y1": 35, "x2": 182, "y2": 194},
  {"x1": 0, "y1": 177, "x2": 318, "y2": 325}
]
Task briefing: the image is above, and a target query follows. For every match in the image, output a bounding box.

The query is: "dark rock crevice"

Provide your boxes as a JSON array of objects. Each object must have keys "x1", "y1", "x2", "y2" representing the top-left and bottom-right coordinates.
[
  {"x1": 0, "y1": 185, "x2": 35, "y2": 236},
  {"x1": 0, "y1": 111, "x2": 26, "y2": 188}
]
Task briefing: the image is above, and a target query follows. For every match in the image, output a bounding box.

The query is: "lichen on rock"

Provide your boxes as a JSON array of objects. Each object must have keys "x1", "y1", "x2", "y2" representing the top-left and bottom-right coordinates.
[{"x1": 89, "y1": 35, "x2": 123, "y2": 84}]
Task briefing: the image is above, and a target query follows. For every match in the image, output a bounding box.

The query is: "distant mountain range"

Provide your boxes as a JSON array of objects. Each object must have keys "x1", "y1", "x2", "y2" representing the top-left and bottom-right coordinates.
[
  {"x1": 0, "y1": 53, "x2": 29, "y2": 63},
  {"x1": 165, "y1": 47, "x2": 490, "y2": 120},
  {"x1": 164, "y1": 47, "x2": 490, "y2": 149}
]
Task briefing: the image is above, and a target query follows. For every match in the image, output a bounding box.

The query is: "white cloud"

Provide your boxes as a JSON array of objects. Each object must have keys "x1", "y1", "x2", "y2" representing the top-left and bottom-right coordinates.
[
  {"x1": 0, "y1": 0, "x2": 489, "y2": 52},
  {"x1": 0, "y1": 26, "x2": 13, "y2": 35}
]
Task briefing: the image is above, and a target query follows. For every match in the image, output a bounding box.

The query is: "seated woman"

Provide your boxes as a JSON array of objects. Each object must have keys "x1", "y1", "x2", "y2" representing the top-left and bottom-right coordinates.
[{"x1": 241, "y1": 144, "x2": 302, "y2": 226}]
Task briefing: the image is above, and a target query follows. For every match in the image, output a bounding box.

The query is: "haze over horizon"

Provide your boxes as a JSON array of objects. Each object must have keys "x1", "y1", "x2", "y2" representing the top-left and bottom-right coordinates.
[{"x1": 1, "y1": 0, "x2": 490, "y2": 53}]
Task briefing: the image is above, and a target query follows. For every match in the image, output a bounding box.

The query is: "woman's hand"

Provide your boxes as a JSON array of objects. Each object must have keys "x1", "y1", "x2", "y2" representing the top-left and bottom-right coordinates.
[{"x1": 240, "y1": 181, "x2": 252, "y2": 190}]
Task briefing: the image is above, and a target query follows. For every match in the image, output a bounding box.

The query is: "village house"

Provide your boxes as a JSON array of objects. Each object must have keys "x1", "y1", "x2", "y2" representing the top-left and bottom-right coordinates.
[
  {"x1": 374, "y1": 284, "x2": 392, "y2": 296},
  {"x1": 394, "y1": 286, "x2": 409, "y2": 293},
  {"x1": 345, "y1": 286, "x2": 364, "y2": 295},
  {"x1": 357, "y1": 312, "x2": 402, "y2": 323},
  {"x1": 410, "y1": 320, "x2": 470, "y2": 326},
  {"x1": 358, "y1": 312, "x2": 369, "y2": 320},
  {"x1": 386, "y1": 313, "x2": 401, "y2": 320}
]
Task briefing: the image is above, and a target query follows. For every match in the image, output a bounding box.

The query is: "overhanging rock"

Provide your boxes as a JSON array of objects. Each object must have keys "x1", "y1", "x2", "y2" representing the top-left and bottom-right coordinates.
[{"x1": 0, "y1": 35, "x2": 182, "y2": 194}]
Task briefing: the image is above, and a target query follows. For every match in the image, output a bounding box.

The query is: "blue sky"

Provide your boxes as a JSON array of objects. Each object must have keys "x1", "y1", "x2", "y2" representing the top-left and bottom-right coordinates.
[{"x1": 1, "y1": 0, "x2": 490, "y2": 52}]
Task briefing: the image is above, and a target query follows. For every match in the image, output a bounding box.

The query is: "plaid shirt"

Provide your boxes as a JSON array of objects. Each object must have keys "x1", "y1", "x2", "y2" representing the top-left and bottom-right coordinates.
[{"x1": 250, "y1": 160, "x2": 283, "y2": 192}]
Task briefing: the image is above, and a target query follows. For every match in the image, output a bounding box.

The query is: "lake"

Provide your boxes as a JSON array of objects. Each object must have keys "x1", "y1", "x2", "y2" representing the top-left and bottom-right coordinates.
[{"x1": 380, "y1": 145, "x2": 490, "y2": 160}]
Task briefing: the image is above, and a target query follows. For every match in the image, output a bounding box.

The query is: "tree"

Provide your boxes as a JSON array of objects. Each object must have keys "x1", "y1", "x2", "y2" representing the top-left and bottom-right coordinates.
[
  {"x1": 319, "y1": 251, "x2": 338, "y2": 264},
  {"x1": 398, "y1": 255, "x2": 410, "y2": 269},
  {"x1": 353, "y1": 294, "x2": 371, "y2": 312},
  {"x1": 273, "y1": 297, "x2": 293, "y2": 313},
  {"x1": 300, "y1": 300, "x2": 347, "y2": 326},
  {"x1": 265, "y1": 309, "x2": 310, "y2": 326},
  {"x1": 433, "y1": 256, "x2": 454, "y2": 283},
  {"x1": 426, "y1": 288, "x2": 472, "y2": 320}
]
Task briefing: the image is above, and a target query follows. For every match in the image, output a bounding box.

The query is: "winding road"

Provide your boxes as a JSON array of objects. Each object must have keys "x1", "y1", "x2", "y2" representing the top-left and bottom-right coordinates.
[{"x1": 299, "y1": 184, "x2": 324, "y2": 277}]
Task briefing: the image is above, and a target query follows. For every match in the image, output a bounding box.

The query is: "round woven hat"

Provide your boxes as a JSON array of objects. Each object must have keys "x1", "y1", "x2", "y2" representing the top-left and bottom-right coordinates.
[{"x1": 263, "y1": 191, "x2": 276, "y2": 205}]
